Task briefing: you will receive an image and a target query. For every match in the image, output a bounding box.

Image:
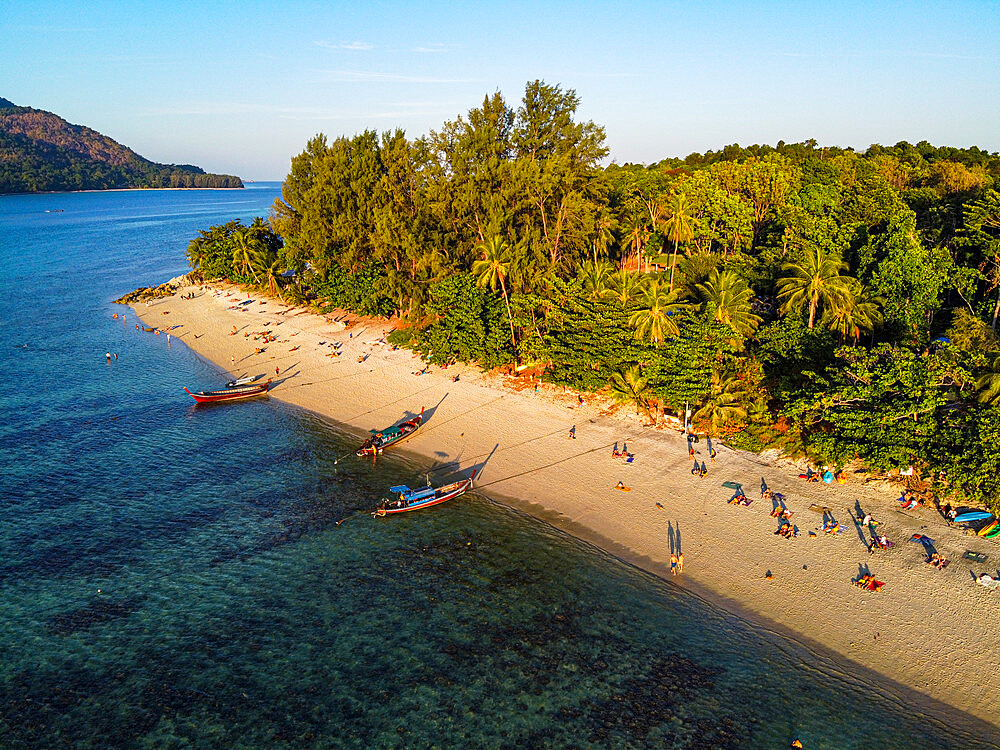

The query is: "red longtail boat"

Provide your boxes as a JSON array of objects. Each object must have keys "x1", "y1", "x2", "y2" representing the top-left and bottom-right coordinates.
[
  {"x1": 184, "y1": 379, "x2": 272, "y2": 404},
  {"x1": 372, "y1": 471, "x2": 476, "y2": 517}
]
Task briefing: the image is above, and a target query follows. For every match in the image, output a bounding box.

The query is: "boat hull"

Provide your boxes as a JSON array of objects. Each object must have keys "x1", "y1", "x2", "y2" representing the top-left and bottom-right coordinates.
[
  {"x1": 374, "y1": 478, "x2": 472, "y2": 516},
  {"x1": 357, "y1": 408, "x2": 424, "y2": 457},
  {"x1": 185, "y1": 380, "x2": 271, "y2": 404}
]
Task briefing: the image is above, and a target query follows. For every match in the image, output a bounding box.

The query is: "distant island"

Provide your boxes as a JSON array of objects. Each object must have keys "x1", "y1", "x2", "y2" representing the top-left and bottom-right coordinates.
[{"x1": 0, "y1": 97, "x2": 243, "y2": 193}]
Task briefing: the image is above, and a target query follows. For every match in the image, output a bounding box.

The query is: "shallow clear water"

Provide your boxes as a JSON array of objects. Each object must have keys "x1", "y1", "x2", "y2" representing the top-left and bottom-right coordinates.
[{"x1": 0, "y1": 187, "x2": 995, "y2": 748}]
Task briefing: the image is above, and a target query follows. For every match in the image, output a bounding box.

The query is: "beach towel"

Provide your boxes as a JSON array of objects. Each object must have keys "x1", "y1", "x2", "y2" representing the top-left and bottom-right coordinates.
[{"x1": 808, "y1": 504, "x2": 832, "y2": 514}]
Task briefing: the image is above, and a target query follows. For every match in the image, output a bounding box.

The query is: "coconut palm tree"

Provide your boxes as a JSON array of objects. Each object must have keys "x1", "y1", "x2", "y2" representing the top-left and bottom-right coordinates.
[
  {"x1": 607, "y1": 268, "x2": 643, "y2": 307},
  {"x1": 578, "y1": 260, "x2": 614, "y2": 302},
  {"x1": 976, "y1": 355, "x2": 1000, "y2": 404},
  {"x1": 696, "y1": 268, "x2": 762, "y2": 339},
  {"x1": 231, "y1": 227, "x2": 263, "y2": 284},
  {"x1": 472, "y1": 235, "x2": 517, "y2": 349},
  {"x1": 629, "y1": 278, "x2": 692, "y2": 346},
  {"x1": 262, "y1": 259, "x2": 285, "y2": 301},
  {"x1": 776, "y1": 245, "x2": 852, "y2": 329},
  {"x1": 821, "y1": 279, "x2": 883, "y2": 343},
  {"x1": 664, "y1": 192, "x2": 697, "y2": 292},
  {"x1": 693, "y1": 368, "x2": 749, "y2": 436},
  {"x1": 608, "y1": 364, "x2": 653, "y2": 421}
]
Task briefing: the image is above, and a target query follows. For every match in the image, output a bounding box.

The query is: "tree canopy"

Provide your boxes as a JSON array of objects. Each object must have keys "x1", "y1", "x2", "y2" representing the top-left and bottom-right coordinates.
[{"x1": 187, "y1": 80, "x2": 1000, "y2": 511}]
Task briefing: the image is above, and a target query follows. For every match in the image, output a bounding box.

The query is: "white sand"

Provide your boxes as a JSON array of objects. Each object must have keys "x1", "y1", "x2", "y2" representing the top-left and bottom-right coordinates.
[{"x1": 134, "y1": 280, "x2": 1000, "y2": 734}]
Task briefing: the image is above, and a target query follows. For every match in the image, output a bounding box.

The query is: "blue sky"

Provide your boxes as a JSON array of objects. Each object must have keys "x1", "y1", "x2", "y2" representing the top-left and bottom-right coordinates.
[{"x1": 3, "y1": 1, "x2": 998, "y2": 180}]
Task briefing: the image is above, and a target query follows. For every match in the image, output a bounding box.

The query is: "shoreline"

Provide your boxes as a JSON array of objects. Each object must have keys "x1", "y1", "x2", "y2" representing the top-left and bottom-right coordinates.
[{"x1": 132, "y1": 280, "x2": 1000, "y2": 738}]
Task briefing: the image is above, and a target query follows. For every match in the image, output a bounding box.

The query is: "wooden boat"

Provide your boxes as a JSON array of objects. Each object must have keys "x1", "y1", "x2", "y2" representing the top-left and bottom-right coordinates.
[
  {"x1": 356, "y1": 407, "x2": 424, "y2": 457},
  {"x1": 373, "y1": 472, "x2": 475, "y2": 517},
  {"x1": 184, "y1": 379, "x2": 271, "y2": 404}
]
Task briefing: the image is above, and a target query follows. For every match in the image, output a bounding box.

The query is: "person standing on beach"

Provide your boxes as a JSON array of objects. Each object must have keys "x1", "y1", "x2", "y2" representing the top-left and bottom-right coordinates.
[
  {"x1": 677, "y1": 553, "x2": 684, "y2": 573},
  {"x1": 568, "y1": 425, "x2": 576, "y2": 439},
  {"x1": 670, "y1": 554, "x2": 678, "y2": 575}
]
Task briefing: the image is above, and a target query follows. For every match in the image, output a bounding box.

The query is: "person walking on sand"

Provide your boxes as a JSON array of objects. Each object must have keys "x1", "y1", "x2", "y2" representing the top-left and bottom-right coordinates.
[
  {"x1": 670, "y1": 554, "x2": 678, "y2": 575},
  {"x1": 700, "y1": 461, "x2": 708, "y2": 478},
  {"x1": 677, "y1": 553, "x2": 684, "y2": 574},
  {"x1": 568, "y1": 425, "x2": 576, "y2": 439}
]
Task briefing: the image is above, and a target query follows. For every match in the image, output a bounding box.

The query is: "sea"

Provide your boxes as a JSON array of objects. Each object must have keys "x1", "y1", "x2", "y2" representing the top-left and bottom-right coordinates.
[{"x1": 0, "y1": 185, "x2": 994, "y2": 749}]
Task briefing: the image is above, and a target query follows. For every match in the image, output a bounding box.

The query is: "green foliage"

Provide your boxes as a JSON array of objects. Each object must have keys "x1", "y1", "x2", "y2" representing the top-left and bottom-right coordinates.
[
  {"x1": 0, "y1": 104, "x2": 241, "y2": 193},
  {"x1": 406, "y1": 274, "x2": 512, "y2": 368},
  {"x1": 176, "y1": 82, "x2": 1000, "y2": 506}
]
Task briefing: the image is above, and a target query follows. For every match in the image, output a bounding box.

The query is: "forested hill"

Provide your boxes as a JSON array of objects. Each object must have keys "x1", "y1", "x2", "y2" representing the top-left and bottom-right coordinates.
[{"x1": 0, "y1": 98, "x2": 243, "y2": 193}]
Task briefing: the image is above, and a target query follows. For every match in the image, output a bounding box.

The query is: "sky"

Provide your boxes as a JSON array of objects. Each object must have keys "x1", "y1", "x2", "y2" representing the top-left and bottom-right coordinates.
[{"x1": 3, "y1": 0, "x2": 999, "y2": 180}]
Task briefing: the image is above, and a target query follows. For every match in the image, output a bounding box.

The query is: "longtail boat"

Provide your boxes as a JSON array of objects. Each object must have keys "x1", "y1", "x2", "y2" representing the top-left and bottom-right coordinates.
[
  {"x1": 184, "y1": 379, "x2": 272, "y2": 404},
  {"x1": 356, "y1": 407, "x2": 424, "y2": 457},
  {"x1": 373, "y1": 471, "x2": 475, "y2": 517}
]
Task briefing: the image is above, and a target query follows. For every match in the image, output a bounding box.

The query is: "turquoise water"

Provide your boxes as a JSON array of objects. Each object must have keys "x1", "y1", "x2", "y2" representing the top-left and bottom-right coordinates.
[{"x1": 0, "y1": 187, "x2": 995, "y2": 749}]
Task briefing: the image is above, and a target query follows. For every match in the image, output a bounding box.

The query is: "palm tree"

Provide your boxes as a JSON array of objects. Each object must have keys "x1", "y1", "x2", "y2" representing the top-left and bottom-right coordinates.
[
  {"x1": 629, "y1": 278, "x2": 692, "y2": 346},
  {"x1": 696, "y1": 268, "x2": 762, "y2": 339},
  {"x1": 607, "y1": 268, "x2": 643, "y2": 307},
  {"x1": 821, "y1": 279, "x2": 883, "y2": 343},
  {"x1": 262, "y1": 259, "x2": 285, "y2": 301},
  {"x1": 592, "y1": 213, "x2": 615, "y2": 263},
  {"x1": 776, "y1": 245, "x2": 852, "y2": 329},
  {"x1": 578, "y1": 260, "x2": 613, "y2": 302},
  {"x1": 693, "y1": 368, "x2": 749, "y2": 436},
  {"x1": 186, "y1": 234, "x2": 207, "y2": 272},
  {"x1": 608, "y1": 365, "x2": 653, "y2": 421},
  {"x1": 664, "y1": 193, "x2": 697, "y2": 292},
  {"x1": 976, "y1": 355, "x2": 1000, "y2": 404},
  {"x1": 622, "y1": 219, "x2": 645, "y2": 272},
  {"x1": 472, "y1": 235, "x2": 517, "y2": 349},
  {"x1": 231, "y1": 228, "x2": 263, "y2": 284}
]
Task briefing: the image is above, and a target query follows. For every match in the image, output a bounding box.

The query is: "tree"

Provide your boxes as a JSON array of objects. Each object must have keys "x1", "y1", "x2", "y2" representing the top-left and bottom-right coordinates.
[
  {"x1": 696, "y1": 268, "x2": 761, "y2": 339},
  {"x1": 629, "y1": 278, "x2": 691, "y2": 345},
  {"x1": 472, "y1": 235, "x2": 517, "y2": 349},
  {"x1": 693, "y1": 366, "x2": 749, "y2": 436},
  {"x1": 777, "y1": 245, "x2": 851, "y2": 329},
  {"x1": 608, "y1": 365, "x2": 653, "y2": 421},
  {"x1": 821, "y1": 279, "x2": 883, "y2": 344},
  {"x1": 577, "y1": 260, "x2": 613, "y2": 302},
  {"x1": 607, "y1": 268, "x2": 643, "y2": 307},
  {"x1": 664, "y1": 192, "x2": 696, "y2": 291},
  {"x1": 962, "y1": 190, "x2": 1000, "y2": 328},
  {"x1": 977, "y1": 355, "x2": 1000, "y2": 405}
]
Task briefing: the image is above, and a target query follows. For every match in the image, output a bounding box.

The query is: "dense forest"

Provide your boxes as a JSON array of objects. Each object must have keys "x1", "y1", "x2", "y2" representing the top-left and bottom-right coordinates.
[
  {"x1": 186, "y1": 81, "x2": 1000, "y2": 511},
  {"x1": 0, "y1": 98, "x2": 242, "y2": 193}
]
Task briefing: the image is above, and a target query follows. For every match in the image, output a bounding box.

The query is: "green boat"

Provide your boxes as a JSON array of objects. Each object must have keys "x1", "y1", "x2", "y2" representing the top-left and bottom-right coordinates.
[{"x1": 356, "y1": 407, "x2": 424, "y2": 457}]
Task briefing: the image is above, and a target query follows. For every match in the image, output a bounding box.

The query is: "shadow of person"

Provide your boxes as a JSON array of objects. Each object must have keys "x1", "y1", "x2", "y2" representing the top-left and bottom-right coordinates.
[
  {"x1": 675, "y1": 522, "x2": 682, "y2": 555},
  {"x1": 858, "y1": 562, "x2": 871, "y2": 580},
  {"x1": 668, "y1": 522, "x2": 675, "y2": 556}
]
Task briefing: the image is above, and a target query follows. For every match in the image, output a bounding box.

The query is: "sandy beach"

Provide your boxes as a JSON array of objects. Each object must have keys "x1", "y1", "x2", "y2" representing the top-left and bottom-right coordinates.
[{"x1": 133, "y1": 280, "x2": 1000, "y2": 738}]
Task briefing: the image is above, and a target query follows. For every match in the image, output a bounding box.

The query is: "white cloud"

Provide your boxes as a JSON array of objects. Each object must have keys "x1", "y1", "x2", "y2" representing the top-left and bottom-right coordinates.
[{"x1": 315, "y1": 40, "x2": 374, "y2": 51}]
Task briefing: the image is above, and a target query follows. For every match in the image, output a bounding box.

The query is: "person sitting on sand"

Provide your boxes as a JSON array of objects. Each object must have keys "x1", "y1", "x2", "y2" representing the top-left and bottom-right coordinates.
[
  {"x1": 615, "y1": 481, "x2": 631, "y2": 492},
  {"x1": 823, "y1": 520, "x2": 840, "y2": 534}
]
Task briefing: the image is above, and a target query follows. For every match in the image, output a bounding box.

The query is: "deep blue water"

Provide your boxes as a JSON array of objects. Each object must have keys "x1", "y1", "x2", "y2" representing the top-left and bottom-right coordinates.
[{"x1": 0, "y1": 186, "x2": 996, "y2": 749}]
